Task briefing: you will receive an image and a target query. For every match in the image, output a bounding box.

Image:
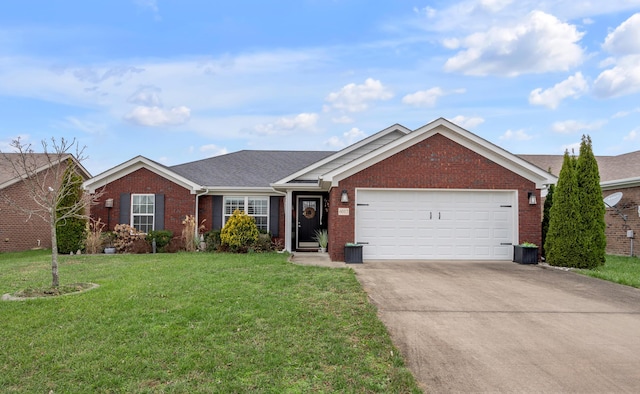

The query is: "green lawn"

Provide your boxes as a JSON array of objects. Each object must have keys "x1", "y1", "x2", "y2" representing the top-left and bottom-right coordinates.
[
  {"x1": 0, "y1": 250, "x2": 421, "y2": 393},
  {"x1": 578, "y1": 254, "x2": 640, "y2": 288}
]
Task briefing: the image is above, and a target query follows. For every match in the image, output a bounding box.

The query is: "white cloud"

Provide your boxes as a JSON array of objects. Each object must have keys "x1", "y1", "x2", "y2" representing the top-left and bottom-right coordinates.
[
  {"x1": 593, "y1": 55, "x2": 640, "y2": 98},
  {"x1": 623, "y1": 129, "x2": 639, "y2": 141},
  {"x1": 402, "y1": 87, "x2": 445, "y2": 107},
  {"x1": 479, "y1": 0, "x2": 512, "y2": 13},
  {"x1": 413, "y1": 6, "x2": 436, "y2": 18},
  {"x1": 128, "y1": 86, "x2": 163, "y2": 106},
  {"x1": 450, "y1": 115, "x2": 485, "y2": 129},
  {"x1": 134, "y1": 0, "x2": 161, "y2": 20},
  {"x1": 199, "y1": 144, "x2": 228, "y2": 156},
  {"x1": 612, "y1": 108, "x2": 640, "y2": 118},
  {"x1": 551, "y1": 119, "x2": 606, "y2": 134},
  {"x1": 125, "y1": 105, "x2": 191, "y2": 127},
  {"x1": 499, "y1": 129, "x2": 533, "y2": 141},
  {"x1": 603, "y1": 13, "x2": 640, "y2": 56},
  {"x1": 529, "y1": 72, "x2": 588, "y2": 109},
  {"x1": 561, "y1": 142, "x2": 581, "y2": 154},
  {"x1": 254, "y1": 113, "x2": 318, "y2": 136},
  {"x1": 324, "y1": 78, "x2": 393, "y2": 112},
  {"x1": 444, "y1": 11, "x2": 584, "y2": 76},
  {"x1": 0, "y1": 134, "x2": 30, "y2": 152},
  {"x1": 325, "y1": 127, "x2": 367, "y2": 148},
  {"x1": 63, "y1": 116, "x2": 108, "y2": 135},
  {"x1": 593, "y1": 14, "x2": 640, "y2": 98}
]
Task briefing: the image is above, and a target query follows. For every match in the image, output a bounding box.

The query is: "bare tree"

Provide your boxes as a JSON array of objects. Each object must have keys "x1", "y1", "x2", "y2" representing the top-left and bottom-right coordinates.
[{"x1": 0, "y1": 137, "x2": 100, "y2": 287}]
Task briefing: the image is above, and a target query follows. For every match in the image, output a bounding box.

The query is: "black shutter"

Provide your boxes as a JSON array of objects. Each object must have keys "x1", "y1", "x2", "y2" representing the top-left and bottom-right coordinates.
[
  {"x1": 269, "y1": 196, "x2": 280, "y2": 237},
  {"x1": 155, "y1": 194, "x2": 165, "y2": 230},
  {"x1": 119, "y1": 193, "x2": 131, "y2": 225},
  {"x1": 212, "y1": 196, "x2": 223, "y2": 230}
]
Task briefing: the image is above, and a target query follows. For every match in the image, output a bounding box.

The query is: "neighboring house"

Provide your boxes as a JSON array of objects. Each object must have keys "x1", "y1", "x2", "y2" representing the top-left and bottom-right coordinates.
[
  {"x1": 84, "y1": 118, "x2": 556, "y2": 261},
  {"x1": 0, "y1": 153, "x2": 91, "y2": 253},
  {"x1": 520, "y1": 152, "x2": 640, "y2": 257}
]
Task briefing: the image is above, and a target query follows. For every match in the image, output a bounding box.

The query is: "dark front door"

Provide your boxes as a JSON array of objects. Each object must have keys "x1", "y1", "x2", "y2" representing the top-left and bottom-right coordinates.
[{"x1": 298, "y1": 197, "x2": 321, "y2": 248}]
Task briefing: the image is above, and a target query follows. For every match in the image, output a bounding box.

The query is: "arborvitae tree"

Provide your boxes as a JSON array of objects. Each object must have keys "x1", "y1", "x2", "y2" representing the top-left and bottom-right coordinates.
[
  {"x1": 56, "y1": 160, "x2": 87, "y2": 254},
  {"x1": 541, "y1": 182, "x2": 554, "y2": 259},
  {"x1": 545, "y1": 151, "x2": 582, "y2": 267},
  {"x1": 576, "y1": 135, "x2": 606, "y2": 268}
]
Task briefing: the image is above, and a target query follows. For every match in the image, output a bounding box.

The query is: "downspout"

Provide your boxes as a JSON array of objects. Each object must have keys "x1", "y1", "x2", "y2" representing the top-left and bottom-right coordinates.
[{"x1": 194, "y1": 188, "x2": 209, "y2": 241}]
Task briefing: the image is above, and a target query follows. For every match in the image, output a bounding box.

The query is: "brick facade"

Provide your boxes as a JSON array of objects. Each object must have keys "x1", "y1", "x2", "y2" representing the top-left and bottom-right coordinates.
[
  {"x1": 327, "y1": 134, "x2": 540, "y2": 261},
  {"x1": 0, "y1": 180, "x2": 52, "y2": 252},
  {"x1": 91, "y1": 168, "x2": 198, "y2": 237},
  {"x1": 603, "y1": 187, "x2": 640, "y2": 256}
]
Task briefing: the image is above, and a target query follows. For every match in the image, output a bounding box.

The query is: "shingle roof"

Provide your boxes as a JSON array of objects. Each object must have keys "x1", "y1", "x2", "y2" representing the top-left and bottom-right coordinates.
[
  {"x1": 0, "y1": 153, "x2": 69, "y2": 188},
  {"x1": 170, "y1": 150, "x2": 336, "y2": 188},
  {"x1": 518, "y1": 151, "x2": 640, "y2": 183}
]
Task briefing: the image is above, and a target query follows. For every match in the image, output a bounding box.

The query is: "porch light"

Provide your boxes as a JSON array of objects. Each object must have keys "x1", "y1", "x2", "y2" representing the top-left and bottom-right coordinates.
[
  {"x1": 341, "y1": 190, "x2": 349, "y2": 203},
  {"x1": 528, "y1": 192, "x2": 537, "y2": 205}
]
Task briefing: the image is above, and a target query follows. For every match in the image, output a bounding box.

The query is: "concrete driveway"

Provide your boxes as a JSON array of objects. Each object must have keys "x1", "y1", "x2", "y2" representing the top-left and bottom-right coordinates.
[{"x1": 352, "y1": 261, "x2": 640, "y2": 393}]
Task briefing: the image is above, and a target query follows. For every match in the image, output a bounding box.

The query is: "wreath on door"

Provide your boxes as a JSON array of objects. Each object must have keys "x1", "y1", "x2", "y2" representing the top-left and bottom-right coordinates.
[{"x1": 303, "y1": 206, "x2": 316, "y2": 219}]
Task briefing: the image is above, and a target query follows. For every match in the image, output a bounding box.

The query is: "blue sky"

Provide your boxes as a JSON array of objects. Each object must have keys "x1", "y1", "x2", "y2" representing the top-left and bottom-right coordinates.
[{"x1": 1, "y1": 1, "x2": 640, "y2": 175}]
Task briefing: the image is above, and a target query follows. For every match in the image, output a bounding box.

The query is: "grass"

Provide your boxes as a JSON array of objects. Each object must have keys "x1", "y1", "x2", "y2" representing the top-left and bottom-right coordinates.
[
  {"x1": 578, "y1": 254, "x2": 640, "y2": 288},
  {"x1": 0, "y1": 250, "x2": 421, "y2": 393}
]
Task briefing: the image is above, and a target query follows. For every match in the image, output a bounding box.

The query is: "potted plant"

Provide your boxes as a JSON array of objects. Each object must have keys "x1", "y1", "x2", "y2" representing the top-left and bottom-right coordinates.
[
  {"x1": 513, "y1": 242, "x2": 538, "y2": 264},
  {"x1": 313, "y1": 229, "x2": 328, "y2": 253},
  {"x1": 103, "y1": 231, "x2": 116, "y2": 254},
  {"x1": 344, "y1": 242, "x2": 363, "y2": 263}
]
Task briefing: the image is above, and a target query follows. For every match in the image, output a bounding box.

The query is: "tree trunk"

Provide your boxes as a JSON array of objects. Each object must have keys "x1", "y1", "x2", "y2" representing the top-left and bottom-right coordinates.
[{"x1": 50, "y1": 212, "x2": 59, "y2": 288}]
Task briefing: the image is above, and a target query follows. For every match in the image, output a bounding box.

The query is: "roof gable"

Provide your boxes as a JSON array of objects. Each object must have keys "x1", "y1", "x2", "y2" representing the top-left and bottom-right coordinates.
[
  {"x1": 83, "y1": 155, "x2": 201, "y2": 194},
  {"x1": 1, "y1": 153, "x2": 91, "y2": 190},
  {"x1": 321, "y1": 118, "x2": 557, "y2": 189},
  {"x1": 272, "y1": 124, "x2": 411, "y2": 187}
]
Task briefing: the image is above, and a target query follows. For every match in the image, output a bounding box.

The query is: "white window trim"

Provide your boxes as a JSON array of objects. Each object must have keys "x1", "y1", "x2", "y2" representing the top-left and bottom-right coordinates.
[
  {"x1": 223, "y1": 196, "x2": 269, "y2": 231},
  {"x1": 131, "y1": 193, "x2": 155, "y2": 233}
]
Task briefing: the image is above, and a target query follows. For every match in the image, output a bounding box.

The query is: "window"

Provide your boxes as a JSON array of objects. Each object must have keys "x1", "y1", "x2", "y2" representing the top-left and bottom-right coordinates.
[
  {"x1": 131, "y1": 194, "x2": 155, "y2": 233},
  {"x1": 224, "y1": 196, "x2": 269, "y2": 232}
]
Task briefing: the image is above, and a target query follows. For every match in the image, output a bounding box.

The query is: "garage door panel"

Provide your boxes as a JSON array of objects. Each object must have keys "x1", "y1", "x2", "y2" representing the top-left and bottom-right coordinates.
[{"x1": 356, "y1": 189, "x2": 516, "y2": 260}]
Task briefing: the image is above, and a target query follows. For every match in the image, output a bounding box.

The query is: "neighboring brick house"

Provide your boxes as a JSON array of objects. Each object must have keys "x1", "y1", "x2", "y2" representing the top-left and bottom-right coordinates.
[
  {"x1": 521, "y1": 152, "x2": 640, "y2": 257},
  {"x1": 0, "y1": 153, "x2": 91, "y2": 253},
  {"x1": 84, "y1": 118, "x2": 556, "y2": 262}
]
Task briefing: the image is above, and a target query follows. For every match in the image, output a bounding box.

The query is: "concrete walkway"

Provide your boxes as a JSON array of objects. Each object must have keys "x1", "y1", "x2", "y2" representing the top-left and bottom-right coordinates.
[
  {"x1": 289, "y1": 251, "x2": 349, "y2": 268},
  {"x1": 352, "y1": 260, "x2": 640, "y2": 393}
]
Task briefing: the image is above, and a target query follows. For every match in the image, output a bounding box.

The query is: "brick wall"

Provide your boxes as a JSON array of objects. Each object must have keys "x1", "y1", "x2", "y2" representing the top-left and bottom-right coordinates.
[
  {"x1": 0, "y1": 180, "x2": 52, "y2": 252},
  {"x1": 327, "y1": 133, "x2": 540, "y2": 261},
  {"x1": 90, "y1": 168, "x2": 196, "y2": 237},
  {"x1": 604, "y1": 187, "x2": 640, "y2": 256}
]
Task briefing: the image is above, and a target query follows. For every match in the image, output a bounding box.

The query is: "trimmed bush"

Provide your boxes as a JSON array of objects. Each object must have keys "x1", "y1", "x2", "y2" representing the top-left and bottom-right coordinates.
[
  {"x1": 220, "y1": 210, "x2": 259, "y2": 252},
  {"x1": 576, "y1": 135, "x2": 606, "y2": 268},
  {"x1": 204, "y1": 229, "x2": 221, "y2": 252},
  {"x1": 146, "y1": 230, "x2": 173, "y2": 252},
  {"x1": 56, "y1": 163, "x2": 87, "y2": 254},
  {"x1": 541, "y1": 183, "x2": 554, "y2": 259},
  {"x1": 545, "y1": 151, "x2": 581, "y2": 267}
]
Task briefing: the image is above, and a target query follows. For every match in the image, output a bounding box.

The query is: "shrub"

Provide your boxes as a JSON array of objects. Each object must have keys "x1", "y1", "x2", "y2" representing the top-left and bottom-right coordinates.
[
  {"x1": 182, "y1": 215, "x2": 205, "y2": 252},
  {"x1": 545, "y1": 151, "x2": 581, "y2": 267},
  {"x1": 220, "y1": 210, "x2": 259, "y2": 252},
  {"x1": 576, "y1": 135, "x2": 606, "y2": 268},
  {"x1": 56, "y1": 162, "x2": 87, "y2": 254},
  {"x1": 113, "y1": 224, "x2": 145, "y2": 253},
  {"x1": 146, "y1": 230, "x2": 173, "y2": 252},
  {"x1": 204, "y1": 230, "x2": 222, "y2": 252},
  {"x1": 252, "y1": 232, "x2": 275, "y2": 252},
  {"x1": 85, "y1": 218, "x2": 105, "y2": 254},
  {"x1": 165, "y1": 236, "x2": 185, "y2": 253}
]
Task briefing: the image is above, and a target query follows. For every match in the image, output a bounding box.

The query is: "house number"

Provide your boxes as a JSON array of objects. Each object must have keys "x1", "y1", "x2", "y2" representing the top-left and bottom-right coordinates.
[{"x1": 338, "y1": 208, "x2": 350, "y2": 216}]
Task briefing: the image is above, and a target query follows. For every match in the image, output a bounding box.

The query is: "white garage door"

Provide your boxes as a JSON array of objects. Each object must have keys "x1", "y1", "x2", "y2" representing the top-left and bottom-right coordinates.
[{"x1": 355, "y1": 189, "x2": 516, "y2": 260}]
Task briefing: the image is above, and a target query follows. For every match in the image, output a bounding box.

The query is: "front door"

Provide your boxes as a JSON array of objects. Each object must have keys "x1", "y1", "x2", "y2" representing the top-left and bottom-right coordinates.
[{"x1": 297, "y1": 197, "x2": 321, "y2": 249}]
